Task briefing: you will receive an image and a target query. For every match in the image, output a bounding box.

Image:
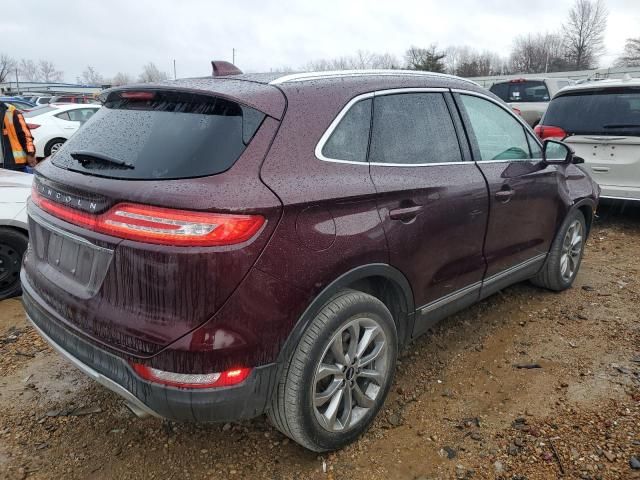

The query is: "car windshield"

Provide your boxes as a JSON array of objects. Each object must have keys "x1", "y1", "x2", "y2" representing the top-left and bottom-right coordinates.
[
  {"x1": 51, "y1": 90, "x2": 265, "y2": 180},
  {"x1": 544, "y1": 88, "x2": 640, "y2": 136}
]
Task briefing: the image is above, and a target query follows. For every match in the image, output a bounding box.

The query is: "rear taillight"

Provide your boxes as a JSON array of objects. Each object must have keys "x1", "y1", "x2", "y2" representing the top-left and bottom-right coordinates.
[
  {"x1": 131, "y1": 363, "x2": 251, "y2": 389},
  {"x1": 31, "y1": 189, "x2": 264, "y2": 246},
  {"x1": 26, "y1": 123, "x2": 40, "y2": 130},
  {"x1": 534, "y1": 124, "x2": 567, "y2": 140}
]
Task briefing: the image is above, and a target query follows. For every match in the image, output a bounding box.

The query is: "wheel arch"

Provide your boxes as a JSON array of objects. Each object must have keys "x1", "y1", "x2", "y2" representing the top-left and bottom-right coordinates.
[
  {"x1": 572, "y1": 198, "x2": 596, "y2": 237},
  {"x1": 276, "y1": 264, "x2": 415, "y2": 367}
]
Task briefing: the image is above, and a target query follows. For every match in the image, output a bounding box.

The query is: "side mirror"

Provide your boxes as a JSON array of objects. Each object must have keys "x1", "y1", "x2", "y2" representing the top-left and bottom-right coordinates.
[{"x1": 543, "y1": 139, "x2": 572, "y2": 165}]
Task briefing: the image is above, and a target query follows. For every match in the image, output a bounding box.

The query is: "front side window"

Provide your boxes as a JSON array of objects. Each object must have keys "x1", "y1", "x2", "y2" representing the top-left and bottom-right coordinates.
[
  {"x1": 460, "y1": 94, "x2": 531, "y2": 161},
  {"x1": 321, "y1": 98, "x2": 371, "y2": 162},
  {"x1": 369, "y1": 93, "x2": 462, "y2": 165}
]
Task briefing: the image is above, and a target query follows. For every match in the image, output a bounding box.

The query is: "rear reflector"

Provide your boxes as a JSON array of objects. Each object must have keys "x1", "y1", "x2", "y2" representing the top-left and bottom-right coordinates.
[
  {"x1": 31, "y1": 189, "x2": 264, "y2": 246},
  {"x1": 131, "y1": 363, "x2": 251, "y2": 389},
  {"x1": 534, "y1": 124, "x2": 567, "y2": 140}
]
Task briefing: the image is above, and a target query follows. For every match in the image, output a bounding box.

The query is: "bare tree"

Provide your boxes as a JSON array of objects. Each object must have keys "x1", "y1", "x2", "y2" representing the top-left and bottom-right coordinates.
[
  {"x1": 81, "y1": 66, "x2": 104, "y2": 85},
  {"x1": 18, "y1": 59, "x2": 38, "y2": 81},
  {"x1": 38, "y1": 60, "x2": 64, "y2": 82},
  {"x1": 615, "y1": 38, "x2": 640, "y2": 67},
  {"x1": 0, "y1": 54, "x2": 16, "y2": 83},
  {"x1": 563, "y1": 0, "x2": 608, "y2": 69},
  {"x1": 444, "y1": 46, "x2": 506, "y2": 77},
  {"x1": 110, "y1": 72, "x2": 134, "y2": 86},
  {"x1": 138, "y1": 62, "x2": 169, "y2": 83},
  {"x1": 405, "y1": 45, "x2": 446, "y2": 72},
  {"x1": 510, "y1": 33, "x2": 568, "y2": 73},
  {"x1": 304, "y1": 50, "x2": 400, "y2": 71}
]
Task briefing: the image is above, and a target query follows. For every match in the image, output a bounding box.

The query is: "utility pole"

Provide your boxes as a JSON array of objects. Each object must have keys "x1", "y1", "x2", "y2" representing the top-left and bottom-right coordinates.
[
  {"x1": 232, "y1": 48, "x2": 235, "y2": 65},
  {"x1": 173, "y1": 59, "x2": 177, "y2": 80},
  {"x1": 15, "y1": 67, "x2": 19, "y2": 95}
]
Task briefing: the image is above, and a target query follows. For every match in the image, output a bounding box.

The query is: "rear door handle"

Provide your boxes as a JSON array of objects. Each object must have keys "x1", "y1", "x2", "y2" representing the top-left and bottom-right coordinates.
[
  {"x1": 389, "y1": 205, "x2": 423, "y2": 221},
  {"x1": 592, "y1": 167, "x2": 610, "y2": 172}
]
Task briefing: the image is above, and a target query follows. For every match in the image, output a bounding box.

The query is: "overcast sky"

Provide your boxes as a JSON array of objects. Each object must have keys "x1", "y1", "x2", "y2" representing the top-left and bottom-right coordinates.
[{"x1": 2, "y1": 0, "x2": 638, "y2": 82}]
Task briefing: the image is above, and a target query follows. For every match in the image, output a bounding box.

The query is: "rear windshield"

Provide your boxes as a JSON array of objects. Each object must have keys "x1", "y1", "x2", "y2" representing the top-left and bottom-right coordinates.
[
  {"x1": 24, "y1": 106, "x2": 58, "y2": 117},
  {"x1": 490, "y1": 80, "x2": 550, "y2": 103},
  {"x1": 544, "y1": 88, "x2": 640, "y2": 136},
  {"x1": 51, "y1": 90, "x2": 265, "y2": 180}
]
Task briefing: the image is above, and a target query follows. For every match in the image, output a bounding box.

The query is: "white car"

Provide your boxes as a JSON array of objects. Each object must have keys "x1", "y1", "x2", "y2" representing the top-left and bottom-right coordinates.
[
  {"x1": 536, "y1": 77, "x2": 640, "y2": 201},
  {"x1": 0, "y1": 169, "x2": 31, "y2": 300},
  {"x1": 24, "y1": 103, "x2": 101, "y2": 158}
]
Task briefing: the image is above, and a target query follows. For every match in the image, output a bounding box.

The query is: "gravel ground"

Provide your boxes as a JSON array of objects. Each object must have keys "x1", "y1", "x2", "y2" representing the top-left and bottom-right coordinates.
[{"x1": 0, "y1": 202, "x2": 639, "y2": 480}]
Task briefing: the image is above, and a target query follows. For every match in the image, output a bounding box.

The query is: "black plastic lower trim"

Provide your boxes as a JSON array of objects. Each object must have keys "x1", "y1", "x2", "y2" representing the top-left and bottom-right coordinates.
[{"x1": 21, "y1": 278, "x2": 277, "y2": 423}]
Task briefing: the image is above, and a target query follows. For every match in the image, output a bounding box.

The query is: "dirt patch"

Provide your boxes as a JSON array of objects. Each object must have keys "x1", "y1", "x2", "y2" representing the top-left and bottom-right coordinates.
[{"x1": 0, "y1": 202, "x2": 639, "y2": 480}]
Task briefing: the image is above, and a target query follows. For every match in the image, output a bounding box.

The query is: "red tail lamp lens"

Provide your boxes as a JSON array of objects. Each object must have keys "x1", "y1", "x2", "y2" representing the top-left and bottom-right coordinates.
[
  {"x1": 534, "y1": 124, "x2": 567, "y2": 140},
  {"x1": 31, "y1": 189, "x2": 264, "y2": 246},
  {"x1": 131, "y1": 364, "x2": 251, "y2": 389}
]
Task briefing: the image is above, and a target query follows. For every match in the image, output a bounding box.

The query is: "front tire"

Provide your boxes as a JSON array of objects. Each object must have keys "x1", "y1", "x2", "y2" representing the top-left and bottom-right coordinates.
[
  {"x1": 531, "y1": 210, "x2": 586, "y2": 291},
  {"x1": 0, "y1": 228, "x2": 28, "y2": 300},
  {"x1": 268, "y1": 290, "x2": 398, "y2": 452}
]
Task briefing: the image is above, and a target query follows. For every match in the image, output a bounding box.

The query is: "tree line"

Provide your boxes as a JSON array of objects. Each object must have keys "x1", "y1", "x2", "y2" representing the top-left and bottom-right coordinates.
[
  {"x1": 306, "y1": 0, "x2": 638, "y2": 76},
  {"x1": 0, "y1": 56, "x2": 170, "y2": 86},
  {"x1": 1, "y1": 0, "x2": 638, "y2": 87}
]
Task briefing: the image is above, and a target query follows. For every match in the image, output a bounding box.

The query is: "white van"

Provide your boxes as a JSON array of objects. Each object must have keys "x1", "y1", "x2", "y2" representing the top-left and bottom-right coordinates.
[{"x1": 535, "y1": 77, "x2": 640, "y2": 201}]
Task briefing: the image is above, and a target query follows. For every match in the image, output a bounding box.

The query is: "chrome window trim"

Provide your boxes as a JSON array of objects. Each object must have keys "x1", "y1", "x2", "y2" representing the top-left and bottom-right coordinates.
[{"x1": 315, "y1": 87, "x2": 469, "y2": 167}]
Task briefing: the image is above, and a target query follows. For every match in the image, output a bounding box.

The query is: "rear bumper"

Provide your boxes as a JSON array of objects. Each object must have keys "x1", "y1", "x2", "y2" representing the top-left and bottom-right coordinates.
[{"x1": 21, "y1": 279, "x2": 278, "y2": 423}]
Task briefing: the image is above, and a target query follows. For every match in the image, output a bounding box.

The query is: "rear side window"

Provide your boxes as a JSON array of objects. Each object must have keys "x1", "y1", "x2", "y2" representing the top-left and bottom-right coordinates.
[
  {"x1": 51, "y1": 90, "x2": 265, "y2": 180},
  {"x1": 369, "y1": 93, "x2": 462, "y2": 165},
  {"x1": 321, "y1": 98, "x2": 371, "y2": 162},
  {"x1": 543, "y1": 88, "x2": 640, "y2": 136}
]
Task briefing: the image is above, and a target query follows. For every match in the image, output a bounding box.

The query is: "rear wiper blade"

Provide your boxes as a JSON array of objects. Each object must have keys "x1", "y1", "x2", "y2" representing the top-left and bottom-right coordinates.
[
  {"x1": 70, "y1": 151, "x2": 134, "y2": 169},
  {"x1": 602, "y1": 124, "x2": 640, "y2": 129}
]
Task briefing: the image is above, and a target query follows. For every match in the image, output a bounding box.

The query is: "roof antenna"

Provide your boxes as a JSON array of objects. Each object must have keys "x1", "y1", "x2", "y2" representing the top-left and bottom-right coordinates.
[{"x1": 211, "y1": 60, "x2": 243, "y2": 77}]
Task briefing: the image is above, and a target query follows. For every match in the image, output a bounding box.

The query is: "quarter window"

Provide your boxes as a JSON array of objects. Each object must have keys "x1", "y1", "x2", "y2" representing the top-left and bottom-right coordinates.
[
  {"x1": 369, "y1": 93, "x2": 462, "y2": 165},
  {"x1": 321, "y1": 99, "x2": 372, "y2": 162},
  {"x1": 460, "y1": 94, "x2": 532, "y2": 161}
]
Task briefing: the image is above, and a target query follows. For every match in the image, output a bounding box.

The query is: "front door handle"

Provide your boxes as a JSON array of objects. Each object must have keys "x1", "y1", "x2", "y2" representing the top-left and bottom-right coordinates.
[
  {"x1": 495, "y1": 188, "x2": 515, "y2": 203},
  {"x1": 389, "y1": 205, "x2": 423, "y2": 221}
]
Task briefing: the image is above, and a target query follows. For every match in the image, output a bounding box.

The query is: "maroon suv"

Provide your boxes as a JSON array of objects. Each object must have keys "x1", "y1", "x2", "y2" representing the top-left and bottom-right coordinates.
[{"x1": 21, "y1": 66, "x2": 599, "y2": 452}]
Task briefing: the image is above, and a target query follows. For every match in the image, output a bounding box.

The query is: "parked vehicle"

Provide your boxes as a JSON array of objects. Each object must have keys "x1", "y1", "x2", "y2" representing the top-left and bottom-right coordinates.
[
  {"x1": 0, "y1": 169, "x2": 31, "y2": 300},
  {"x1": 489, "y1": 78, "x2": 573, "y2": 127},
  {"x1": 23, "y1": 103, "x2": 101, "y2": 157},
  {"x1": 32, "y1": 96, "x2": 53, "y2": 105},
  {"x1": 535, "y1": 77, "x2": 640, "y2": 202},
  {"x1": 0, "y1": 96, "x2": 37, "y2": 111},
  {"x1": 22, "y1": 67, "x2": 598, "y2": 452},
  {"x1": 49, "y1": 95, "x2": 100, "y2": 104}
]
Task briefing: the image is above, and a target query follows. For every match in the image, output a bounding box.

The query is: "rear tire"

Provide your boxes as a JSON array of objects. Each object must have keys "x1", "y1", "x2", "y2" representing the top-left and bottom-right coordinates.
[
  {"x1": 531, "y1": 210, "x2": 586, "y2": 291},
  {"x1": 0, "y1": 228, "x2": 28, "y2": 300},
  {"x1": 268, "y1": 290, "x2": 398, "y2": 452},
  {"x1": 44, "y1": 138, "x2": 66, "y2": 157}
]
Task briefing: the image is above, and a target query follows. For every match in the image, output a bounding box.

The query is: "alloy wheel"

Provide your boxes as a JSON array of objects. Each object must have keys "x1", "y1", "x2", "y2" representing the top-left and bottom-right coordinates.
[
  {"x1": 313, "y1": 317, "x2": 389, "y2": 432},
  {"x1": 560, "y1": 220, "x2": 583, "y2": 282}
]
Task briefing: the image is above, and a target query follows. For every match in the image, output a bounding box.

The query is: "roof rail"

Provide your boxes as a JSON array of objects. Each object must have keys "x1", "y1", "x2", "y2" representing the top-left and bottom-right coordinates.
[{"x1": 269, "y1": 69, "x2": 479, "y2": 86}]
